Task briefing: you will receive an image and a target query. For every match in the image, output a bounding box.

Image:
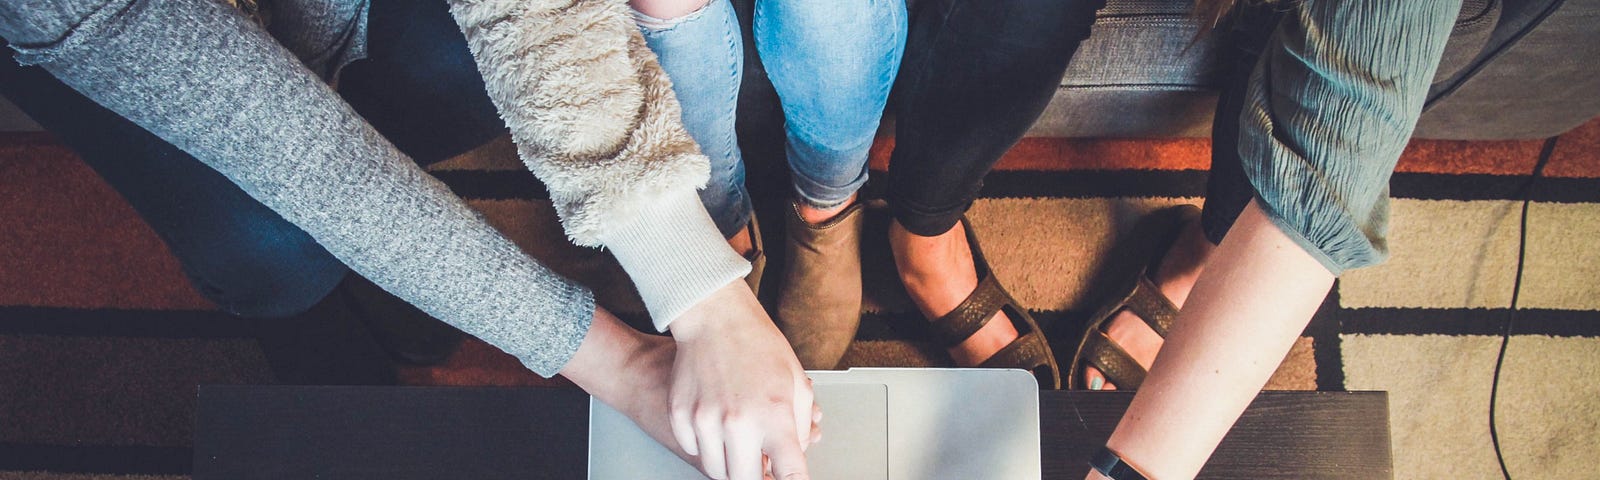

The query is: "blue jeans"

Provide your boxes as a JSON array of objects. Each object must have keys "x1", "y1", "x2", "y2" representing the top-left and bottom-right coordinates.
[
  {"x1": 638, "y1": 0, "x2": 906, "y2": 237},
  {"x1": 0, "y1": 0, "x2": 501, "y2": 317}
]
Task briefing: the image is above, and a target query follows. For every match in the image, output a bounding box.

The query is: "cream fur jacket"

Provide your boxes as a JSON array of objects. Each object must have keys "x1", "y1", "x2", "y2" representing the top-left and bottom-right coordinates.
[{"x1": 450, "y1": 0, "x2": 749, "y2": 330}]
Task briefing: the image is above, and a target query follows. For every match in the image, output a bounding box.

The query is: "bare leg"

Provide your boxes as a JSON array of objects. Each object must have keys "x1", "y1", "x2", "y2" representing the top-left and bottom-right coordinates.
[
  {"x1": 889, "y1": 219, "x2": 1021, "y2": 366},
  {"x1": 1085, "y1": 200, "x2": 1334, "y2": 479},
  {"x1": 1083, "y1": 217, "x2": 1217, "y2": 389}
]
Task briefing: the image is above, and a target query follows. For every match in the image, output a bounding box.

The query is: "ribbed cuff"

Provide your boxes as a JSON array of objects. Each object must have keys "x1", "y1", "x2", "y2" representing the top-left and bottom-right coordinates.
[{"x1": 598, "y1": 188, "x2": 751, "y2": 331}]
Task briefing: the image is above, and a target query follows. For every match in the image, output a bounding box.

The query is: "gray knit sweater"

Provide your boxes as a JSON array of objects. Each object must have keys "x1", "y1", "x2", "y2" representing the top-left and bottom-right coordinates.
[{"x1": 0, "y1": 0, "x2": 748, "y2": 376}]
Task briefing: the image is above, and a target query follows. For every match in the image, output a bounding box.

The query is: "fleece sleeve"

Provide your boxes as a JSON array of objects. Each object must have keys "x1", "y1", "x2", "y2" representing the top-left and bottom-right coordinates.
[{"x1": 448, "y1": 0, "x2": 750, "y2": 330}]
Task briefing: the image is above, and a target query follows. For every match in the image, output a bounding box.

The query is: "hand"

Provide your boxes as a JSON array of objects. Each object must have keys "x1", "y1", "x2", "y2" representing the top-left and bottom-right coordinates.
[
  {"x1": 600, "y1": 336, "x2": 822, "y2": 480},
  {"x1": 560, "y1": 304, "x2": 819, "y2": 480},
  {"x1": 560, "y1": 307, "x2": 682, "y2": 448},
  {"x1": 667, "y1": 281, "x2": 817, "y2": 480}
]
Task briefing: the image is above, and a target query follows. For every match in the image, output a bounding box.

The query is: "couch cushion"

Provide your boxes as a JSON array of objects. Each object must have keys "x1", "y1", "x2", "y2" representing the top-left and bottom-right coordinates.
[
  {"x1": 1432, "y1": 0, "x2": 1501, "y2": 83},
  {"x1": 1415, "y1": 0, "x2": 1600, "y2": 139},
  {"x1": 1029, "y1": 0, "x2": 1219, "y2": 137},
  {"x1": 1030, "y1": 0, "x2": 1596, "y2": 140}
]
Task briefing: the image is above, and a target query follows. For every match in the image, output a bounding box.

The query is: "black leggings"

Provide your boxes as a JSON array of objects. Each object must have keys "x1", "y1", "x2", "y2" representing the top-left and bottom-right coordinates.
[
  {"x1": 886, "y1": 0, "x2": 1107, "y2": 236},
  {"x1": 886, "y1": 0, "x2": 1296, "y2": 246},
  {"x1": 1201, "y1": 6, "x2": 1286, "y2": 246}
]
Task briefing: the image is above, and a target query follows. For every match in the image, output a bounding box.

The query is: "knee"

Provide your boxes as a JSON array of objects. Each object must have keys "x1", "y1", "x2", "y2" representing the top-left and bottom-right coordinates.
[
  {"x1": 0, "y1": 0, "x2": 91, "y2": 46},
  {"x1": 631, "y1": 0, "x2": 712, "y2": 21},
  {"x1": 179, "y1": 233, "x2": 347, "y2": 319}
]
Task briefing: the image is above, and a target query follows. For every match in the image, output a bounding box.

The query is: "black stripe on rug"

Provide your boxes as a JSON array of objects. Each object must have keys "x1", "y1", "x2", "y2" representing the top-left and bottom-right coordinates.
[
  {"x1": 1308, "y1": 287, "x2": 1348, "y2": 391},
  {"x1": 432, "y1": 169, "x2": 550, "y2": 200},
  {"x1": 0, "y1": 306, "x2": 251, "y2": 338},
  {"x1": 1339, "y1": 308, "x2": 1600, "y2": 337},
  {"x1": 1389, "y1": 172, "x2": 1600, "y2": 203},
  {"x1": 0, "y1": 443, "x2": 191, "y2": 476},
  {"x1": 432, "y1": 168, "x2": 1600, "y2": 203}
]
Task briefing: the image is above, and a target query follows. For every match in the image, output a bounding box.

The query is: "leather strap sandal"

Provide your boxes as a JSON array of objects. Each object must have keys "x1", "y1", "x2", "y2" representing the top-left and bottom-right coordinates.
[
  {"x1": 926, "y1": 216, "x2": 1062, "y2": 389},
  {"x1": 1068, "y1": 204, "x2": 1198, "y2": 390}
]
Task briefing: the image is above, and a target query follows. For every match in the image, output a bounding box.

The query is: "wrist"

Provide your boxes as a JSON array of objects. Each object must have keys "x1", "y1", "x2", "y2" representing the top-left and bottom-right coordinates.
[
  {"x1": 561, "y1": 306, "x2": 649, "y2": 396},
  {"x1": 1089, "y1": 445, "x2": 1150, "y2": 480},
  {"x1": 663, "y1": 279, "x2": 749, "y2": 341},
  {"x1": 597, "y1": 188, "x2": 751, "y2": 332}
]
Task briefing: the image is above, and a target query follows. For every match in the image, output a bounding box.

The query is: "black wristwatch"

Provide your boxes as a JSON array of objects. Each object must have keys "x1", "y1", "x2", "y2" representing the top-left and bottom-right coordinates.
[{"x1": 1089, "y1": 446, "x2": 1148, "y2": 480}]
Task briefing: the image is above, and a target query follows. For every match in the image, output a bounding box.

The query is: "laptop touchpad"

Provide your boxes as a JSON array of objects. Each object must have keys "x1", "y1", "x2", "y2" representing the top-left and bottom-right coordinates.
[{"x1": 589, "y1": 383, "x2": 889, "y2": 479}]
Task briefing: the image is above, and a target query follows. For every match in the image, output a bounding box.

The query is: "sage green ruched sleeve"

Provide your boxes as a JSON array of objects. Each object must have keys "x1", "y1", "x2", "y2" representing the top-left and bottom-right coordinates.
[{"x1": 1237, "y1": 0, "x2": 1462, "y2": 274}]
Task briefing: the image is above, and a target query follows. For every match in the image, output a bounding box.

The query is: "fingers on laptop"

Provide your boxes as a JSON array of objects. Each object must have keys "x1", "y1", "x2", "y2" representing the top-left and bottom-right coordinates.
[
  {"x1": 669, "y1": 377, "x2": 816, "y2": 480},
  {"x1": 727, "y1": 430, "x2": 765, "y2": 480},
  {"x1": 793, "y1": 379, "x2": 816, "y2": 449},
  {"x1": 809, "y1": 404, "x2": 823, "y2": 447},
  {"x1": 695, "y1": 415, "x2": 730, "y2": 479},
  {"x1": 764, "y1": 425, "x2": 812, "y2": 480},
  {"x1": 670, "y1": 408, "x2": 699, "y2": 457}
]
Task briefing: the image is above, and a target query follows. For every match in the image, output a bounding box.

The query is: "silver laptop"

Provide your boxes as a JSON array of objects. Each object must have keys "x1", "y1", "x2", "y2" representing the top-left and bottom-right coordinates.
[{"x1": 588, "y1": 368, "x2": 1041, "y2": 479}]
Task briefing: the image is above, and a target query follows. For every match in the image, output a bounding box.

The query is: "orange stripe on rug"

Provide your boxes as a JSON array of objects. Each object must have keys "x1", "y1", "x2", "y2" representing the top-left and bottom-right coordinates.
[
  {"x1": 869, "y1": 116, "x2": 1600, "y2": 177},
  {"x1": 0, "y1": 139, "x2": 213, "y2": 310}
]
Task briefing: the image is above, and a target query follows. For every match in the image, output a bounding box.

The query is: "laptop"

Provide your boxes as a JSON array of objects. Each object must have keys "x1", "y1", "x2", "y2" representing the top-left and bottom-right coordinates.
[{"x1": 588, "y1": 368, "x2": 1041, "y2": 479}]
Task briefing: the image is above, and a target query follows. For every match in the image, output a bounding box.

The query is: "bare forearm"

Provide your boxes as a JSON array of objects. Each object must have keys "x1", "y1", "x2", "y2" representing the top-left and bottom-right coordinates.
[
  {"x1": 1095, "y1": 201, "x2": 1335, "y2": 479},
  {"x1": 560, "y1": 306, "x2": 653, "y2": 399}
]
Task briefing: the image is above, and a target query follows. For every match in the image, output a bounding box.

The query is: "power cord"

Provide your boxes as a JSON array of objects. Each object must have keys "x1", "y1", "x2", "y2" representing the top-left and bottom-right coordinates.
[{"x1": 1488, "y1": 135, "x2": 1559, "y2": 480}]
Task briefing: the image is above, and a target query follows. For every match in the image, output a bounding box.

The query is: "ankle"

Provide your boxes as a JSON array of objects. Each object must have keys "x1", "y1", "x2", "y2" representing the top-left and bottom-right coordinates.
[
  {"x1": 889, "y1": 220, "x2": 977, "y2": 318},
  {"x1": 888, "y1": 220, "x2": 961, "y2": 277},
  {"x1": 795, "y1": 194, "x2": 858, "y2": 226},
  {"x1": 728, "y1": 225, "x2": 756, "y2": 258},
  {"x1": 1149, "y1": 220, "x2": 1214, "y2": 307}
]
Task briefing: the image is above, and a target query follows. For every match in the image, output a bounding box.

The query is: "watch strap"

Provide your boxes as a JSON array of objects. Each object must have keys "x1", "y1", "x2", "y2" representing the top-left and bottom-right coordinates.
[{"x1": 1089, "y1": 446, "x2": 1149, "y2": 480}]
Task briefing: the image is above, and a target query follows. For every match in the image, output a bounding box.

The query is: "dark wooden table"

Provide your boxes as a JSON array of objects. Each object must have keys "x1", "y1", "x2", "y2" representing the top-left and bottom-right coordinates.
[{"x1": 193, "y1": 386, "x2": 1390, "y2": 479}]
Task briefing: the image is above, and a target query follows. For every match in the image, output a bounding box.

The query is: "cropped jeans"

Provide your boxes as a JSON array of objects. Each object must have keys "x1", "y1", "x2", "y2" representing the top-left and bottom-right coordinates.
[{"x1": 637, "y1": 0, "x2": 907, "y2": 237}]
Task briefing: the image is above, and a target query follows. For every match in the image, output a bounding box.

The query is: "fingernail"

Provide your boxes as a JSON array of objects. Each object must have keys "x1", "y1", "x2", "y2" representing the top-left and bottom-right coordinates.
[{"x1": 1089, "y1": 376, "x2": 1104, "y2": 390}]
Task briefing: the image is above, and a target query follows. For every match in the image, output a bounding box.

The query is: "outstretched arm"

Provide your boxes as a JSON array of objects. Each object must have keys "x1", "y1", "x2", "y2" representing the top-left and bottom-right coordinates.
[
  {"x1": 446, "y1": 1, "x2": 815, "y2": 478},
  {"x1": 1087, "y1": 0, "x2": 1461, "y2": 477},
  {"x1": 1094, "y1": 200, "x2": 1333, "y2": 479},
  {"x1": 0, "y1": 0, "x2": 595, "y2": 377}
]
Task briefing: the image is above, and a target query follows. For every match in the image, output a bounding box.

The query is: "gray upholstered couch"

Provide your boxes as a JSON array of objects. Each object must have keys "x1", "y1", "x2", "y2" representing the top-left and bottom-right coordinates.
[
  {"x1": 3, "y1": 0, "x2": 1593, "y2": 140},
  {"x1": 1029, "y1": 0, "x2": 1600, "y2": 139}
]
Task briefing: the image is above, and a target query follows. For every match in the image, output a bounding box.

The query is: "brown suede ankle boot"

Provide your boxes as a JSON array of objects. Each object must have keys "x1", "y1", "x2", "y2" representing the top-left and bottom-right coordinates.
[{"x1": 775, "y1": 201, "x2": 865, "y2": 370}]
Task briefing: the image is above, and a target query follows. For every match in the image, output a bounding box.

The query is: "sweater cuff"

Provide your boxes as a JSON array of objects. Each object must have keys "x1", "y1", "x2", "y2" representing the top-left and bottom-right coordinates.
[{"x1": 598, "y1": 188, "x2": 751, "y2": 331}]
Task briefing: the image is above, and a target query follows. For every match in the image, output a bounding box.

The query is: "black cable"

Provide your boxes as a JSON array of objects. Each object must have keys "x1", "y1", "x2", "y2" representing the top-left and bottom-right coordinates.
[{"x1": 1488, "y1": 135, "x2": 1559, "y2": 480}]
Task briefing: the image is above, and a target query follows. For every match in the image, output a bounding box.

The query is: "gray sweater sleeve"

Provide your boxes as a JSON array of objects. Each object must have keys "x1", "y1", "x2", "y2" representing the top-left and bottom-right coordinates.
[
  {"x1": 1238, "y1": 0, "x2": 1462, "y2": 274},
  {"x1": 0, "y1": 0, "x2": 594, "y2": 377}
]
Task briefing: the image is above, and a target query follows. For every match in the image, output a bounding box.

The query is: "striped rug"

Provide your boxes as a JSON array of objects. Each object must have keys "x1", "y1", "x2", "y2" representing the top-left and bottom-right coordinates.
[{"x1": 2, "y1": 117, "x2": 1597, "y2": 478}]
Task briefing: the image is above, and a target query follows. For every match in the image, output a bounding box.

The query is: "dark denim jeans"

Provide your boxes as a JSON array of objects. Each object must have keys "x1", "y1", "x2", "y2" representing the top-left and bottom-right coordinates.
[
  {"x1": 0, "y1": 0, "x2": 502, "y2": 318},
  {"x1": 886, "y1": 0, "x2": 1107, "y2": 237}
]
